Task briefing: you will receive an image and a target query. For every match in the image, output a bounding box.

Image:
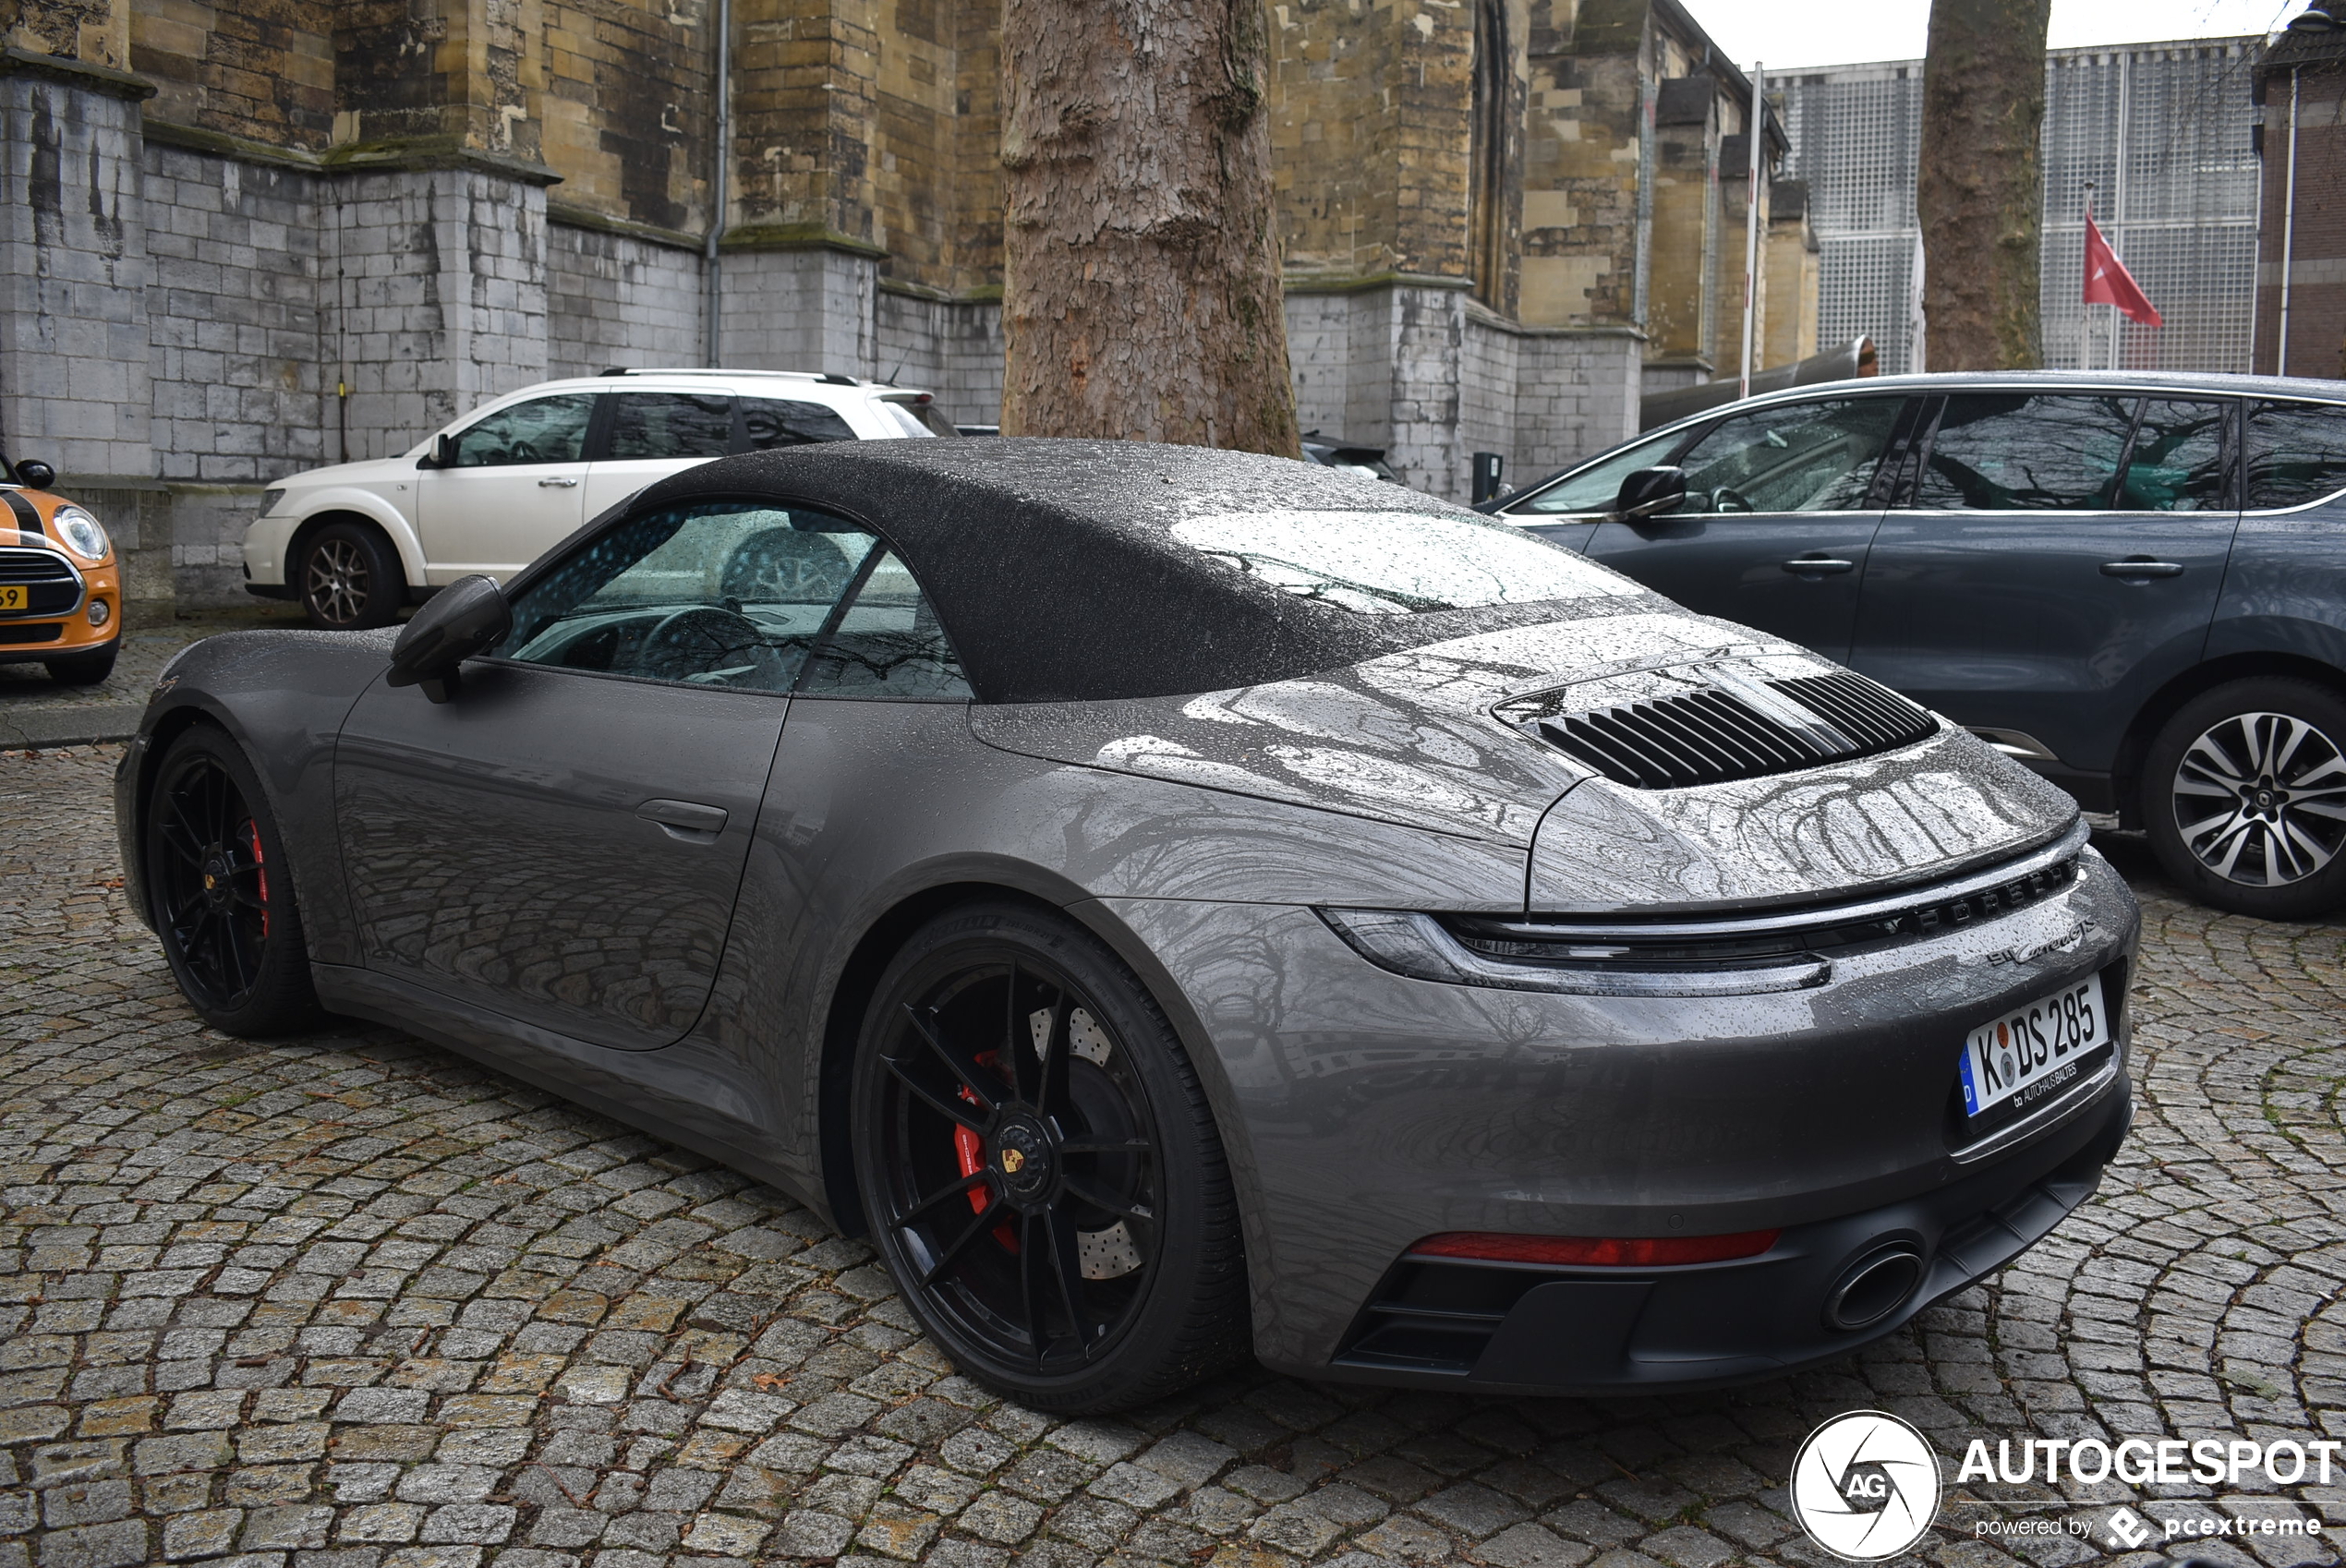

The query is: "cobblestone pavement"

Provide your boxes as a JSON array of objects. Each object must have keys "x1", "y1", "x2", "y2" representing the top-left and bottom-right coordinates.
[{"x1": 7, "y1": 743, "x2": 2346, "y2": 1568}]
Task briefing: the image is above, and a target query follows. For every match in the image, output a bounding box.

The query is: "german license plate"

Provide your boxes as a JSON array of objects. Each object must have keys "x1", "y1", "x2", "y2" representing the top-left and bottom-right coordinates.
[
  {"x1": 0, "y1": 585, "x2": 24, "y2": 611},
  {"x1": 1959, "y1": 975, "x2": 2110, "y2": 1122}
]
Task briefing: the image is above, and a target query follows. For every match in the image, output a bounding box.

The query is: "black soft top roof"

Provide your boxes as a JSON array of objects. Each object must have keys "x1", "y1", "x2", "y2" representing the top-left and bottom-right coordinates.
[{"x1": 635, "y1": 439, "x2": 1637, "y2": 705}]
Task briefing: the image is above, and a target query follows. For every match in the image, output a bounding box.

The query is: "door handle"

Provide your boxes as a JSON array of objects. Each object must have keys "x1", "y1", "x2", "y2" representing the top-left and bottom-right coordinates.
[
  {"x1": 538, "y1": 476, "x2": 580, "y2": 488},
  {"x1": 2099, "y1": 558, "x2": 2183, "y2": 579},
  {"x1": 1782, "y1": 557, "x2": 1855, "y2": 574},
  {"x1": 636, "y1": 799, "x2": 728, "y2": 841}
]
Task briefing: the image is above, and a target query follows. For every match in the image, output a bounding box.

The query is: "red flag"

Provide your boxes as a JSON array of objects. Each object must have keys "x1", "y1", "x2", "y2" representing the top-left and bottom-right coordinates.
[{"x1": 2084, "y1": 213, "x2": 2162, "y2": 328}]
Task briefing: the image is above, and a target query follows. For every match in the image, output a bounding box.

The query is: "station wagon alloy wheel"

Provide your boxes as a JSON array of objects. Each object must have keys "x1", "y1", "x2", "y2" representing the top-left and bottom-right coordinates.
[{"x1": 2171, "y1": 710, "x2": 2346, "y2": 887}]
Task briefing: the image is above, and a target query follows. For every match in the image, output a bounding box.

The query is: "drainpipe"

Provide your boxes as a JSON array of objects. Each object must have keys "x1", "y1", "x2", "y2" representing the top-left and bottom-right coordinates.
[
  {"x1": 705, "y1": 0, "x2": 732, "y2": 368},
  {"x1": 2279, "y1": 66, "x2": 2301, "y2": 377},
  {"x1": 1738, "y1": 62, "x2": 1763, "y2": 401}
]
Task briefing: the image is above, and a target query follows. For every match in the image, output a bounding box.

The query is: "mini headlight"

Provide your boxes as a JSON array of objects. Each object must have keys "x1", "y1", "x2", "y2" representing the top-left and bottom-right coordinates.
[{"x1": 52, "y1": 505, "x2": 108, "y2": 561}]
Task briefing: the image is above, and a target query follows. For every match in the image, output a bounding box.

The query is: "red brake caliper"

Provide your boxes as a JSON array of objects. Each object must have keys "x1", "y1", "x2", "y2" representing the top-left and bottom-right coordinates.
[
  {"x1": 954, "y1": 1052, "x2": 1019, "y2": 1252},
  {"x1": 245, "y1": 821, "x2": 270, "y2": 939}
]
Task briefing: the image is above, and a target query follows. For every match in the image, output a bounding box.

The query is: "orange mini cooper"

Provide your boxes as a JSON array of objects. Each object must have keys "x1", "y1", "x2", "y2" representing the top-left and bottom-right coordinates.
[{"x1": 0, "y1": 456, "x2": 120, "y2": 685}]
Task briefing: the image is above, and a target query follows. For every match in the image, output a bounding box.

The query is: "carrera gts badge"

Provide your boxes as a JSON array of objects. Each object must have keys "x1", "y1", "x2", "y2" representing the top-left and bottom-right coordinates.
[{"x1": 1987, "y1": 918, "x2": 2097, "y2": 966}]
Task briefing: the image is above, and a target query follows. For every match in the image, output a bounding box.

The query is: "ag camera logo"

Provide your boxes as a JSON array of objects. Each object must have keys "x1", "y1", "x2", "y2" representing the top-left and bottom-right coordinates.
[{"x1": 1791, "y1": 1411, "x2": 1943, "y2": 1561}]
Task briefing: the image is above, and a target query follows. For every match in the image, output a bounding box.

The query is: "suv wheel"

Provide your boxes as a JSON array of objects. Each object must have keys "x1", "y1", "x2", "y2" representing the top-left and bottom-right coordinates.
[
  {"x1": 2142, "y1": 676, "x2": 2346, "y2": 920},
  {"x1": 297, "y1": 522, "x2": 403, "y2": 631}
]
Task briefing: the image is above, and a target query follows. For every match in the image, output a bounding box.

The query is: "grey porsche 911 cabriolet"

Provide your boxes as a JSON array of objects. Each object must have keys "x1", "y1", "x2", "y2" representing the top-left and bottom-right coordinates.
[{"x1": 116, "y1": 440, "x2": 2135, "y2": 1413}]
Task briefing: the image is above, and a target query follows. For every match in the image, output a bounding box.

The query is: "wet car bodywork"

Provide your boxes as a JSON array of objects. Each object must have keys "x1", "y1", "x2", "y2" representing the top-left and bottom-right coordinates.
[{"x1": 116, "y1": 440, "x2": 2135, "y2": 1396}]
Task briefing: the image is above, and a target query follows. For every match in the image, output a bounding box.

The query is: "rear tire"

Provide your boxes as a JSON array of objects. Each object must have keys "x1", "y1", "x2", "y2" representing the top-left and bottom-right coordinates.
[
  {"x1": 44, "y1": 642, "x2": 117, "y2": 686},
  {"x1": 145, "y1": 725, "x2": 324, "y2": 1036},
  {"x1": 296, "y1": 521, "x2": 403, "y2": 631},
  {"x1": 2141, "y1": 676, "x2": 2346, "y2": 920},
  {"x1": 852, "y1": 902, "x2": 1249, "y2": 1414}
]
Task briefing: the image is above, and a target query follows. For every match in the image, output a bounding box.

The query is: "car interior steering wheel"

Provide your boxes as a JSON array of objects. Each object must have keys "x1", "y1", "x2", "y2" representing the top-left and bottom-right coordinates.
[
  {"x1": 1709, "y1": 486, "x2": 1757, "y2": 514},
  {"x1": 639, "y1": 605, "x2": 767, "y2": 684}
]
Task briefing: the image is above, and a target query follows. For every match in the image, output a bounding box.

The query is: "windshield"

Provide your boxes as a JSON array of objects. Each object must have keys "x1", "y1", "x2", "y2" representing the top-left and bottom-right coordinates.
[{"x1": 1169, "y1": 510, "x2": 1639, "y2": 615}]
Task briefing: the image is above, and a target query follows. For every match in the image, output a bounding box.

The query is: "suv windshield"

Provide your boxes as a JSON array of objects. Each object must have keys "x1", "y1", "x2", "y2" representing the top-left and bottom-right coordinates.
[{"x1": 1169, "y1": 510, "x2": 1638, "y2": 614}]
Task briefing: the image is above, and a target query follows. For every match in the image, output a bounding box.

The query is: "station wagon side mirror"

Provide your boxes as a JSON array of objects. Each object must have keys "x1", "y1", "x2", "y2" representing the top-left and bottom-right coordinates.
[
  {"x1": 14, "y1": 459, "x2": 55, "y2": 489},
  {"x1": 385, "y1": 574, "x2": 509, "y2": 704},
  {"x1": 1612, "y1": 466, "x2": 1688, "y2": 522},
  {"x1": 419, "y1": 432, "x2": 458, "y2": 470}
]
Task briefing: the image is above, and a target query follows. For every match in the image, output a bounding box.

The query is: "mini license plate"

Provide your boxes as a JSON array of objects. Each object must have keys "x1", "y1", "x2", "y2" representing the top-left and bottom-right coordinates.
[
  {"x1": 0, "y1": 585, "x2": 24, "y2": 611},
  {"x1": 1959, "y1": 975, "x2": 2110, "y2": 1124}
]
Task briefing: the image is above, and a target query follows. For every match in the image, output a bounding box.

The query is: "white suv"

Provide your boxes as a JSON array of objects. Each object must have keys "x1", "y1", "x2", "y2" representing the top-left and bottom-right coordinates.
[{"x1": 245, "y1": 369, "x2": 958, "y2": 629}]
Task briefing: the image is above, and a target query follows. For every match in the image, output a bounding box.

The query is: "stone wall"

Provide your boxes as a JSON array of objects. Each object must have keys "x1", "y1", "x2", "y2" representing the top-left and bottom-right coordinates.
[
  {"x1": 0, "y1": 66, "x2": 152, "y2": 485},
  {"x1": 1288, "y1": 283, "x2": 1643, "y2": 496},
  {"x1": 875, "y1": 289, "x2": 1003, "y2": 426},
  {"x1": 546, "y1": 221, "x2": 706, "y2": 379},
  {"x1": 144, "y1": 138, "x2": 328, "y2": 484}
]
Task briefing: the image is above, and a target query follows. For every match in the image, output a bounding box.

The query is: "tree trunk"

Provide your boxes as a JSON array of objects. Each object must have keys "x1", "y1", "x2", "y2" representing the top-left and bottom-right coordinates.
[
  {"x1": 999, "y1": 0, "x2": 1300, "y2": 455},
  {"x1": 1917, "y1": 0, "x2": 2050, "y2": 370}
]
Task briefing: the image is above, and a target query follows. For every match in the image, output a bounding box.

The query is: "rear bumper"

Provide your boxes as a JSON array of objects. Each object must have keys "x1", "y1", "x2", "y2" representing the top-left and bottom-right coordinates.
[{"x1": 1312, "y1": 1073, "x2": 2128, "y2": 1394}]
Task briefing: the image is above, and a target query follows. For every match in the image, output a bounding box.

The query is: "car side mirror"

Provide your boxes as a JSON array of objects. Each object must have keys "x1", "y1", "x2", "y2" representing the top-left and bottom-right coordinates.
[
  {"x1": 385, "y1": 574, "x2": 509, "y2": 704},
  {"x1": 1612, "y1": 466, "x2": 1688, "y2": 522},
  {"x1": 15, "y1": 460, "x2": 55, "y2": 489},
  {"x1": 418, "y1": 432, "x2": 457, "y2": 470}
]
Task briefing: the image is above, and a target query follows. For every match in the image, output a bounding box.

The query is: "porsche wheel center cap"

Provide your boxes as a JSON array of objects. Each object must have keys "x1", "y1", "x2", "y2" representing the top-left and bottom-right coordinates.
[
  {"x1": 994, "y1": 1118, "x2": 1053, "y2": 1200},
  {"x1": 200, "y1": 852, "x2": 233, "y2": 904}
]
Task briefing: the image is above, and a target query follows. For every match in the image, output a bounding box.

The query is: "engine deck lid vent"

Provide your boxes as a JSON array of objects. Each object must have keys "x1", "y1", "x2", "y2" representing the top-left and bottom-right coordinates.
[{"x1": 1497, "y1": 662, "x2": 1938, "y2": 790}]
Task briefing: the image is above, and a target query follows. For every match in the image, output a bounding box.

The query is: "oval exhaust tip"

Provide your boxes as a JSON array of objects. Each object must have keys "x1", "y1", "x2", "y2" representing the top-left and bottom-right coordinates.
[{"x1": 1824, "y1": 1243, "x2": 1925, "y2": 1332}]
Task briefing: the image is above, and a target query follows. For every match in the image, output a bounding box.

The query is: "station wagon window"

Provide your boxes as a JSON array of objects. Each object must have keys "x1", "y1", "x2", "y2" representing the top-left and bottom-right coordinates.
[
  {"x1": 1916, "y1": 394, "x2": 2137, "y2": 510},
  {"x1": 795, "y1": 550, "x2": 973, "y2": 700},
  {"x1": 450, "y1": 394, "x2": 594, "y2": 467},
  {"x1": 496, "y1": 501, "x2": 882, "y2": 694},
  {"x1": 1171, "y1": 510, "x2": 1638, "y2": 614},
  {"x1": 741, "y1": 398, "x2": 857, "y2": 449},
  {"x1": 607, "y1": 392, "x2": 734, "y2": 460},
  {"x1": 2117, "y1": 400, "x2": 2229, "y2": 513},
  {"x1": 1510, "y1": 431, "x2": 1683, "y2": 515},
  {"x1": 2247, "y1": 401, "x2": 2346, "y2": 511},
  {"x1": 1669, "y1": 398, "x2": 1903, "y2": 514}
]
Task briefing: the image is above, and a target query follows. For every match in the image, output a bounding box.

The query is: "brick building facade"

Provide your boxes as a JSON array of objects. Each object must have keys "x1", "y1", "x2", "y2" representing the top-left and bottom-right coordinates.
[
  {"x1": 2256, "y1": 27, "x2": 2346, "y2": 378},
  {"x1": 1, "y1": 0, "x2": 1808, "y2": 609}
]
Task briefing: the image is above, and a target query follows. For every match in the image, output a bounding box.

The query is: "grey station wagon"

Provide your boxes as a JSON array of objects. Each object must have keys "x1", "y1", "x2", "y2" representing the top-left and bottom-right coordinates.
[{"x1": 1489, "y1": 372, "x2": 2346, "y2": 921}]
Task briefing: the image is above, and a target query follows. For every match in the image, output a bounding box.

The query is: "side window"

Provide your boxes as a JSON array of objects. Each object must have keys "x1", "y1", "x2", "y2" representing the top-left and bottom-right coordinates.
[
  {"x1": 607, "y1": 392, "x2": 734, "y2": 460},
  {"x1": 2248, "y1": 401, "x2": 2346, "y2": 511},
  {"x1": 2117, "y1": 401, "x2": 2230, "y2": 513},
  {"x1": 1670, "y1": 398, "x2": 1904, "y2": 514},
  {"x1": 740, "y1": 398, "x2": 858, "y2": 450},
  {"x1": 496, "y1": 501, "x2": 880, "y2": 693},
  {"x1": 451, "y1": 394, "x2": 595, "y2": 467},
  {"x1": 1916, "y1": 394, "x2": 2138, "y2": 510},
  {"x1": 796, "y1": 550, "x2": 973, "y2": 701},
  {"x1": 1511, "y1": 431, "x2": 1686, "y2": 516}
]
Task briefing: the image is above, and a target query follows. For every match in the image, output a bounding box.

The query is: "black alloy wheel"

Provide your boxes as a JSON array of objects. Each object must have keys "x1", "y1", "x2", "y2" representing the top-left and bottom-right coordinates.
[
  {"x1": 2144, "y1": 676, "x2": 2346, "y2": 920},
  {"x1": 298, "y1": 521, "x2": 402, "y2": 631},
  {"x1": 146, "y1": 726, "x2": 323, "y2": 1035},
  {"x1": 853, "y1": 904, "x2": 1247, "y2": 1413}
]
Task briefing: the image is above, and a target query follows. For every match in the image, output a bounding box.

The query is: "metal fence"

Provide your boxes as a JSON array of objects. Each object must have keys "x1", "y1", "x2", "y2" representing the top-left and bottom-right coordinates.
[{"x1": 1779, "y1": 40, "x2": 2261, "y2": 376}]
